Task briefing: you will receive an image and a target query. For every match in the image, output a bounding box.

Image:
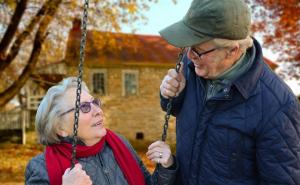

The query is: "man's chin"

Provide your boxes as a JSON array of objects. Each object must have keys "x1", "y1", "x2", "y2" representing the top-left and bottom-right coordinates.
[{"x1": 196, "y1": 71, "x2": 208, "y2": 79}]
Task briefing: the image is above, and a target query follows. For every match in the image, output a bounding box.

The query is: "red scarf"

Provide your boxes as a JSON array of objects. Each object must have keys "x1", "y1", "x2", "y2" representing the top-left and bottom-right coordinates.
[{"x1": 45, "y1": 129, "x2": 146, "y2": 185}]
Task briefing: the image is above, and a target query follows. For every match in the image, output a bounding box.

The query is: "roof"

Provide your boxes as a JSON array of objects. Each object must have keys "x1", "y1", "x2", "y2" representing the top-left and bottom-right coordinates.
[
  {"x1": 263, "y1": 57, "x2": 278, "y2": 70},
  {"x1": 30, "y1": 74, "x2": 64, "y2": 90},
  {"x1": 65, "y1": 19, "x2": 277, "y2": 69},
  {"x1": 65, "y1": 20, "x2": 180, "y2": 67}
]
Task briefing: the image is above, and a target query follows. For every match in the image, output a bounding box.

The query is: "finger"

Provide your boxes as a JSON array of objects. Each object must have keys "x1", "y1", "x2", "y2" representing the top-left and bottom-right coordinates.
[
  {"x1": 164, "y1": 74, "x2": 180, "y2": 87},
  {"x1": 148, "y1": 148, "x2": 171, "y2": 162},
  {"x1": 148, "y1": 140, "x2": 164, "y2": 150},
  {"x1": 147, "y1": 144, "x2": 165, "y2": 155},
  {"x1": 163, "y1": 82, "x2": 179, "y2": 93},
  {"x1": 161, "y1": 88, "x2": 177, "y2": 98},
  {"x1": 146, "y1": 148, "x2": 161, "y2": 158},
  {"x1": 167, "y1": 69, "x2": 179, "y2": 79},
  {"x1": 170, "y1": 75, "x2": 182, "y2": 86},
  {"x1": 146, "y1": 151, "x2": 158, "y2": 160},
  {"x1": 149, "y1": 156, "x2": 161, "y2": 164}
]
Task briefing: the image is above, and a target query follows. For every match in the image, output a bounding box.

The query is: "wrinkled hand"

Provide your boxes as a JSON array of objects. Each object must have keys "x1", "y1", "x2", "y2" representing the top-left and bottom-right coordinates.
[
  {"x1": 146, "y1": 140, "x2": 174, "y2": 168},
  {"x1": 160, "y1": 62, "x2": 186, "y2": 98},
  {"x1": 62, "y1": 163, "x2": 92, "y2": 185}
]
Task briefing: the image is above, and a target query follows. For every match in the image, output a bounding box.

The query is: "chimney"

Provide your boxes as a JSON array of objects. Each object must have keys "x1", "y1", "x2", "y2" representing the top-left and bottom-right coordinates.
[{"x1": 71, "y1": 18, "x2": 81, "y2": 31}]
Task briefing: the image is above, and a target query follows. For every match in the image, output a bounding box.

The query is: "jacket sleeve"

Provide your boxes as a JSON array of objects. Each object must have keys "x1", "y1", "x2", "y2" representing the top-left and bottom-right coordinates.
[
  {"x1": 25, "y1": 154, "x2": 49, "y2": 185},
  {"x1": 153, "y1": 158, "x2": 178, "y2": 185},
  {"x1": 256, "y1": 100, "x2": 300, "y2": 185},
  {"x1": 160, "y1": 91, "x2": 186, "y2": 117}
]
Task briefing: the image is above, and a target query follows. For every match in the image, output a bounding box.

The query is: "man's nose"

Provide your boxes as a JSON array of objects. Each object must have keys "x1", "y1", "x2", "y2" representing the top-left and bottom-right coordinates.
[{"x1": 186, "y1": 48, "x2": 198, "y2": 61}]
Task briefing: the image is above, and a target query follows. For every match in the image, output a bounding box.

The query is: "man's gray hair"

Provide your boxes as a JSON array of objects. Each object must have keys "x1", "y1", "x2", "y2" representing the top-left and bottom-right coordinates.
[
  {"x1": 35, "y1": 77, "x2": 89, "y2": 145},
  {"x1": 212, "y1": 36, "x2": 253, "y2": 53}
]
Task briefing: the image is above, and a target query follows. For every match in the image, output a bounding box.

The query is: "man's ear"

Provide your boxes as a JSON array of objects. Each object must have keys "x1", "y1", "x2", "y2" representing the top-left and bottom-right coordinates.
[{"x1": 226, "y1": 44, "x2": 240, "y2": 59}]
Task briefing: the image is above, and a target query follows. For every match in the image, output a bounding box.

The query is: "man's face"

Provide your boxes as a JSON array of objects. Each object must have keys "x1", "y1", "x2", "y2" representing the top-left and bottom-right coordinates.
[{"x1": 186, "y1": 40, "x2": 236, "y2": 79}]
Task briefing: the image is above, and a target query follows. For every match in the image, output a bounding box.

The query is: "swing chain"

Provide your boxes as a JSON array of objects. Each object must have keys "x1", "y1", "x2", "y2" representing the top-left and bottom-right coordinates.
[
  {"x1": 71, "y1": 0, "x2": 90, "y2": 169},
  {"x1": 161, "y1": 48, "x2": 185, "y2": 142}
]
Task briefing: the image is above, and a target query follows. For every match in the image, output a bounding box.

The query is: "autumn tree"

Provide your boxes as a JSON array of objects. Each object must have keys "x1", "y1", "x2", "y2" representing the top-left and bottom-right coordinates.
[
  {"x1": 0, "y1": 0, "x2": 158, "y2": 109},
  {"x1": 246, "y1": 0, "x2": 300, "y2": 79}
]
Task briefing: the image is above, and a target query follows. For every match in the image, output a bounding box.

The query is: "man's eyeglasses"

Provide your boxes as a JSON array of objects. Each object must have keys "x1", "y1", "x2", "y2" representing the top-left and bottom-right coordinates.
[
  {"x1": 59, "y1": 98, "x2": 101, "y2": 117},
  {"x1": 189, "y1": 47, "x2": 219, "y2": 59}
]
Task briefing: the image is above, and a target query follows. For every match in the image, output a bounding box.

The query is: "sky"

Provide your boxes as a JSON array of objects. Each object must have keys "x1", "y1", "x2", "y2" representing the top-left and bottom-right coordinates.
[
  {"x1": 123, "y1": 1, "x2": 192, "y2": 36},
  {"x1": 122, "y1": 1, "x2": 300, "y2": 96}
]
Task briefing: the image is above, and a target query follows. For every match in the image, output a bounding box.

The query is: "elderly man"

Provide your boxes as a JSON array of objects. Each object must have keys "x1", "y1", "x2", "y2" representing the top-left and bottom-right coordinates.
[{"x1": 159, "y1": 0, "x2": 300, "y2": 185}]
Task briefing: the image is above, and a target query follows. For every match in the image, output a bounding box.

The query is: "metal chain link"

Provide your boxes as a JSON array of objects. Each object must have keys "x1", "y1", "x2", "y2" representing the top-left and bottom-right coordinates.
[
  {"x1": 71, "y1": 0, "x2": 89, "y2": 169},
  {"x1": 161, "y1": 48, "x2": 185, "y2": 142}
]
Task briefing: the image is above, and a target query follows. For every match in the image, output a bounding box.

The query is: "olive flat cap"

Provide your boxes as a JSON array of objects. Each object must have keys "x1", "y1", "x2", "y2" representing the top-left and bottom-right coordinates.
[{"x1": 159, "y1": 0, "x2": 251, "y2": 47}]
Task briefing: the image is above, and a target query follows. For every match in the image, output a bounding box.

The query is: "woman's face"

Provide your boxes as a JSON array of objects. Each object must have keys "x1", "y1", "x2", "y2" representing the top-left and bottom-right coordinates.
[{"x1": 59, "y1": 87, "x2": 107, "y2": 146}]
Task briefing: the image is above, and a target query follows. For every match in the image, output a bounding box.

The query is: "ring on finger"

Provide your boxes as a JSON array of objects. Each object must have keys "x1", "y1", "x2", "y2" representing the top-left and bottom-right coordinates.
[{"x1": 159, "y1": 152, "x2": 163, "y2": 158}]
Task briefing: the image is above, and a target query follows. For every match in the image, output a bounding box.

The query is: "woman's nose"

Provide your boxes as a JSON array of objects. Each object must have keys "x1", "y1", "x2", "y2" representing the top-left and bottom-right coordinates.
[{"x1": 92, "y1": 104, "x2": 103, "y2": 116}]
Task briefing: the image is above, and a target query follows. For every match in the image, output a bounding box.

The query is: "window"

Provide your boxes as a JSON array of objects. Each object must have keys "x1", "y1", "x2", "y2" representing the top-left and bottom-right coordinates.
[
  {"x1": 136, "y1": 132, "x2": 144, "y2": 140},
  {"x1": 91, "y1": 70, "x2": 107, "y2": 95},
  {"x1": 122, "y1": 70, "x2": 138, "y2": 96}
]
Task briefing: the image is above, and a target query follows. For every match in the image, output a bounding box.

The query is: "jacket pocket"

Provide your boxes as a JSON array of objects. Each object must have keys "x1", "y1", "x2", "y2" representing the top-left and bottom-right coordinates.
[{"x1": 209, "y1": 114, "x2": 246, "y2": 179}]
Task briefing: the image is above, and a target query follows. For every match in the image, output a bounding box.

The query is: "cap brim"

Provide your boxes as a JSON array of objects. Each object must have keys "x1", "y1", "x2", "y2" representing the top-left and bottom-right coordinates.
[{"x1": 159, "y1": 20, "x2": 212, "y2": 47}]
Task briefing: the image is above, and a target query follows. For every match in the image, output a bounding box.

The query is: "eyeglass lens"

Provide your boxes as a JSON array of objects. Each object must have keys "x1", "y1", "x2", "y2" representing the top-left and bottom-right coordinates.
[{"x1": 80, "y1": 99, "x2": 101, "y2": 113}]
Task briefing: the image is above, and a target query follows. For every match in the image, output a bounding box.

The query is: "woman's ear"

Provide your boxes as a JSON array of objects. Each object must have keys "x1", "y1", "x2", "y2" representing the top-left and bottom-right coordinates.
[
  {"x1": 57, "y1": 129, "x2": 68, "y2": 137},
  {"x1": 56, "y1": 123, "x2": 69, "y2": 137}
]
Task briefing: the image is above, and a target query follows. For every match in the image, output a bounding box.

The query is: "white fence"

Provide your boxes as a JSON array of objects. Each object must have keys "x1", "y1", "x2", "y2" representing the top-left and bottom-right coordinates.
[{"x1": 0, "y1": 108, "x2": 29, "y2": 144}]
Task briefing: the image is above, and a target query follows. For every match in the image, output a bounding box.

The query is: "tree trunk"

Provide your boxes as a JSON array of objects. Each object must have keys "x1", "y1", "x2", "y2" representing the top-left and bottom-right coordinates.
[
  {"x1": 0, "y1": 0, "x2": 53, "y2": 72},
  {"x1": 0, "y1": 0, "x2": 27, "y2": 61},
  {"x1": 0, "y1": 0, "x2": 63, "y2": 109}
]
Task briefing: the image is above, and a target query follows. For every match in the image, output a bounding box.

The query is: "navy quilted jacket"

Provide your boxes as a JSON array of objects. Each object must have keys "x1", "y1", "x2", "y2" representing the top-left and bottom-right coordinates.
[{"x1": 161, "y1": 39, "x2": 300, "y2": 185}]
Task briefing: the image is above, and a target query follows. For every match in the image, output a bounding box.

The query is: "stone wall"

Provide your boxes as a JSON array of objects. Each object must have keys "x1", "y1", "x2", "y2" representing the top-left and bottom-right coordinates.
[{"x1": 67, "y1": 66, "x2": 176, "y2": 149}]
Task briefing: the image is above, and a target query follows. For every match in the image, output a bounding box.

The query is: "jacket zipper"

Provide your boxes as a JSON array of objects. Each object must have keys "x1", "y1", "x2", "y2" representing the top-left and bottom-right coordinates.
[{"x1": 99, "y1": 155, "x2": 112, "y2": 185}]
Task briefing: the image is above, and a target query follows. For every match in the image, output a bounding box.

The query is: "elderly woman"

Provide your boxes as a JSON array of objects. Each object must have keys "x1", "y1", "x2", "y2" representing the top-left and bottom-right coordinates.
[{"x1": 25, "y1": 77, "x2": 176, "y2": 185}]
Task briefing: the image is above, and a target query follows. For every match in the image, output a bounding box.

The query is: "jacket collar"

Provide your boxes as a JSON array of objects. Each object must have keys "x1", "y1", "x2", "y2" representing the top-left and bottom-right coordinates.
[
  {"x1": 233, "y1": 38, "x2": 264, "y2": 99},
  {"x1": 187, "y1": 38, "x2": 264, "y2": 100}
]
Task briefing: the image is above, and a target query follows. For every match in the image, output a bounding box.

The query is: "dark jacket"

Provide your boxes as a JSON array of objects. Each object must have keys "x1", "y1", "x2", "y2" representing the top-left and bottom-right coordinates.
[
  {"x1": 25, "y1": 135, "x2": 177, "y2": 185},
  {"x1": 161, "y1": 39, "x2": 300, "y2": 185}
]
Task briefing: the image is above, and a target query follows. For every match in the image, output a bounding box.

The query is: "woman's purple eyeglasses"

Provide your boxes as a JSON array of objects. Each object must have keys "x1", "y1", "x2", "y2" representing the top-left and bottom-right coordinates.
[{"x1": 59, "y1": 98, "x2": 101, "y2": 117}]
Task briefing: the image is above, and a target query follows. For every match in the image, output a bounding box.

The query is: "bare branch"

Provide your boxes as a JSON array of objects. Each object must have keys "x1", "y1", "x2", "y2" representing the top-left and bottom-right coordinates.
[
  {"x1": 0, "y1": 0, "x2": 28, "y2": 60},
  {"x1": 0, "y1": 0, "x2": 54, "y2": 72},
  {"x1": 0, "y1": 0, "x2": 62, "y2": 108}
]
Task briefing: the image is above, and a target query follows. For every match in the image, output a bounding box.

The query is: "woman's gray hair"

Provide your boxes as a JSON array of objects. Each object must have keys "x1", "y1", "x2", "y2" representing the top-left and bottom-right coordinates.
[
  {"x1": 35, "y1": 77, "x2": 89, "y2": 145},
  {"x1": 212, "y1": 36, "x2": 253, "y2": 53}
]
